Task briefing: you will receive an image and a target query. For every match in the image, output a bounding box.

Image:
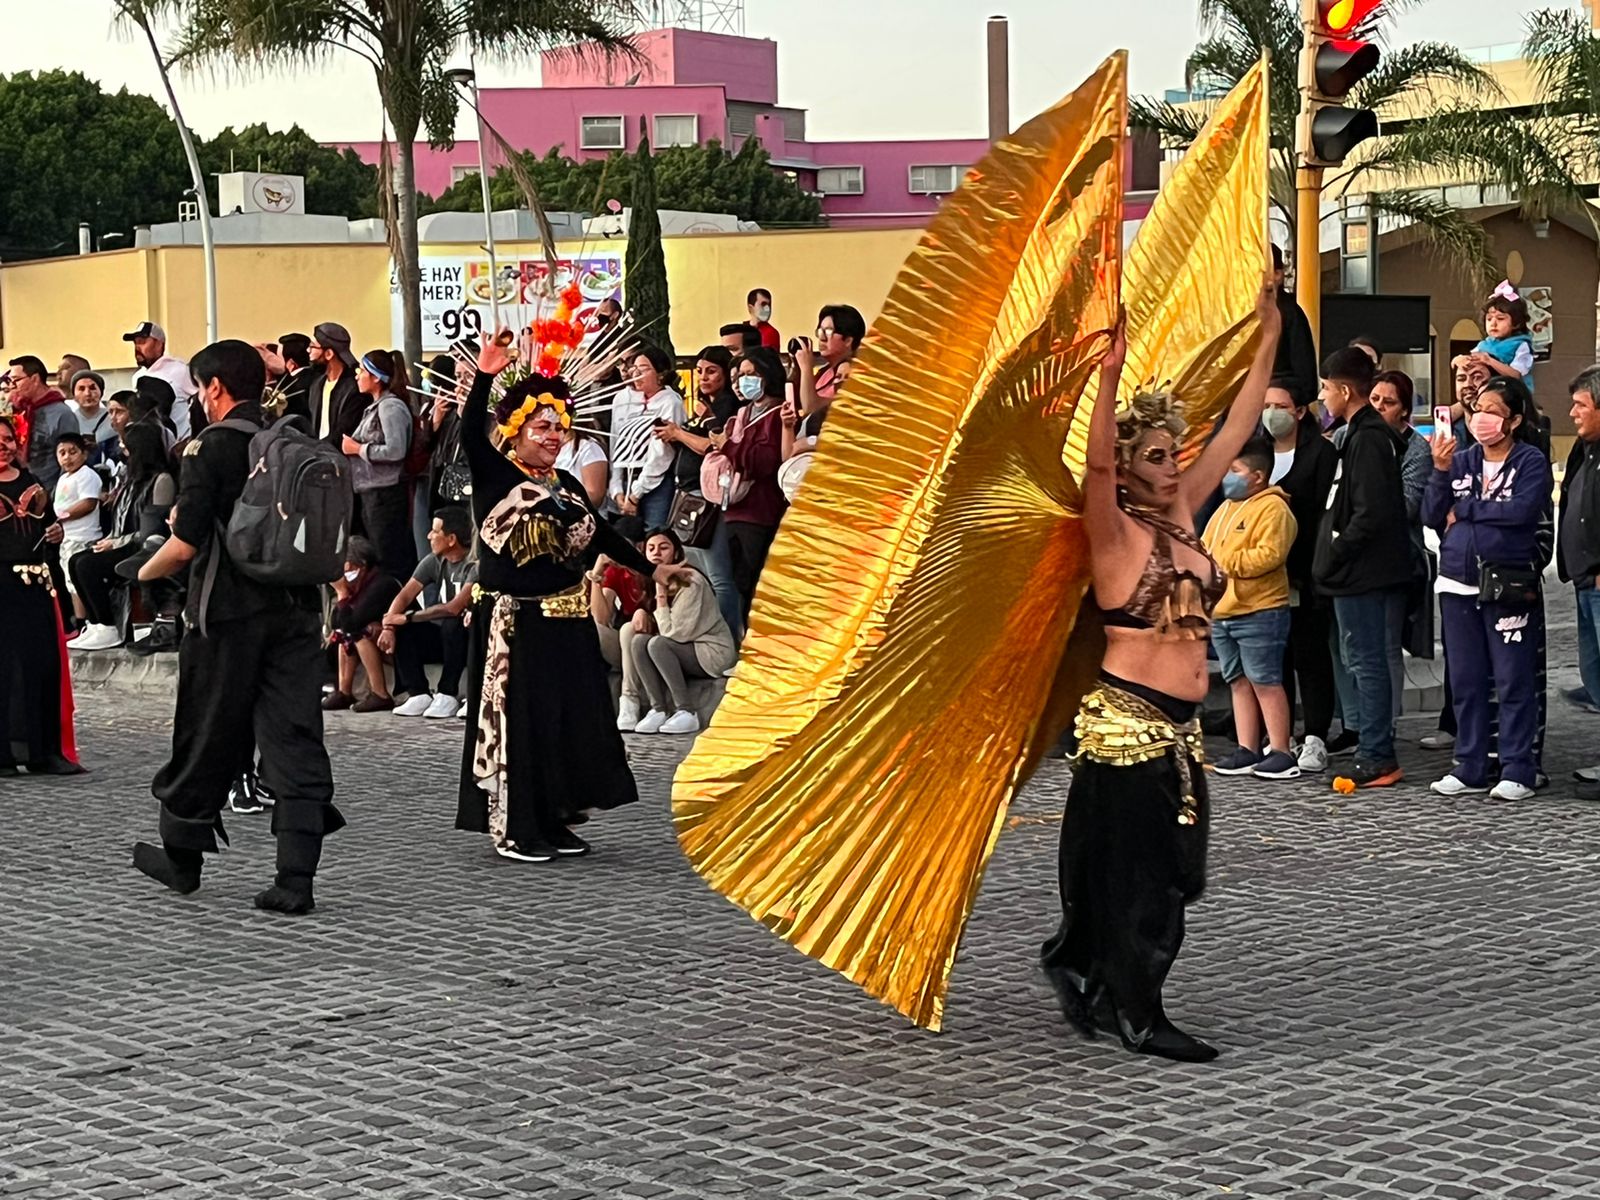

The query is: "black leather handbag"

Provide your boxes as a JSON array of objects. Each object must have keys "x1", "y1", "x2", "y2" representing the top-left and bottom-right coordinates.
[{"x1": 1477, "y1": 562, "x2": 1541, "y2": 608}]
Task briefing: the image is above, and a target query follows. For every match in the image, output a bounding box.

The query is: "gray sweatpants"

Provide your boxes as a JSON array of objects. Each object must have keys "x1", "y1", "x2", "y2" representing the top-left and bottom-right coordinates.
[{"x1": 621, "y1": 626, "x2": 711, "y2": 713}]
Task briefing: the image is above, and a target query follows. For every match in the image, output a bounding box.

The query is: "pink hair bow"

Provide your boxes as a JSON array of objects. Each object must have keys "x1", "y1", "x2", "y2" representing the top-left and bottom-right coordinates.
[{"x1": 1491, "y1": 280, "x2": 1520, "y2": 302}]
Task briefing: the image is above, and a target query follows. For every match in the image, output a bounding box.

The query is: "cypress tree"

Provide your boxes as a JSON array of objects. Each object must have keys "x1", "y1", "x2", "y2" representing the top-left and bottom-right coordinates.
[{"x1": 624, "y1": 135, "x2": 675, "y2": 362}]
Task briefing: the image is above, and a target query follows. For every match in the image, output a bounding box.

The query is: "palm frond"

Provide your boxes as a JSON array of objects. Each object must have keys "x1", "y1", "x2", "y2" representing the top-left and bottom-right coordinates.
[
  {"x1": 1368, "y1": 189, "x2": 1497, "y2": 289},
  {"x1": 1352, "y1": 41, "x2": 1503, "y2": 113},
  {"x1": 468, "y1": 1, "x2": 646, "y2": 69},
  {"x1": 1524, "y1": 8, "x2": 1600, "y2": 133},
  {"x1": 1127, "y1": 97, "x2": 1209, "y2": 151}
]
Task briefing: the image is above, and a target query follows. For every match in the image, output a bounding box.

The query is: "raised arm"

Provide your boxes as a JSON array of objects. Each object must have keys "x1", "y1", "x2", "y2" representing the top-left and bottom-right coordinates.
[
  {"x1": 1180, "y1": 272, "x2": 1283, "y2": 514},
  {"x1": 463, "y1": 333, "x2": 516, "y2": 471},
  {"x1": 1081, "y1": 324, "x2": 1130, "y2": 555}
]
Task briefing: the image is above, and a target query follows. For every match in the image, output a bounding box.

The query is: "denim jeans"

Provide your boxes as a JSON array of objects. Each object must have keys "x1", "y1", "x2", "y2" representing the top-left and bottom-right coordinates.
[
  {"x1": 636, "y1": 476, "x2": 676, "y2": 530},
  {"x1": 686, "y1": 512, "x2": 744, "y2": 643},
  {"x1": 1576, "y1": 585, "x2": 1600, "y2": 706},
  {"x1": 1332, "y1": 589, "x2": 1407, "y2": 766}
]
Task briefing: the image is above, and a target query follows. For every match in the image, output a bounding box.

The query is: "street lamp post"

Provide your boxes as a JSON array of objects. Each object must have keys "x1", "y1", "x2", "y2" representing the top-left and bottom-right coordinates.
[{"x1": 446, "y1": 60, "x2": 501, "y2": 332}]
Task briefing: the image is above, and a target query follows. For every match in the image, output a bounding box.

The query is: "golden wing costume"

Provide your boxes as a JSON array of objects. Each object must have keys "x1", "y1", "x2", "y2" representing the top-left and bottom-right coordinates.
[{"x1": 673, "y1": 55, "x2": 1270, "y2": 1031}]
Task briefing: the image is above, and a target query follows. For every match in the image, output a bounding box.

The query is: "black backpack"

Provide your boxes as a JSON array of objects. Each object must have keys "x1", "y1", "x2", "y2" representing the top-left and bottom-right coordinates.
[{"x1": 209, "y1": 414, "x2": 352, "y2": 589}]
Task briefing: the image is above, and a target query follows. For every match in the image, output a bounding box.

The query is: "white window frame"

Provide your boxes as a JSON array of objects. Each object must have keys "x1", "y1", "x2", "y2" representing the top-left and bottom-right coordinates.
[
  {"x1": 816, "y1": 166, "x2": 865, "y2": 196},
  {"x1": 580, "y1": 115, "x2": 626, "y2": 151},
  {"x1": 653, "y1": 114, "x2": 699, "y2": 148},
  {"x1": 908, "y1": 164, "x2": 964, "y2": 194},
  {"x1": 449, "y1": 164, "x2": 479, "y2": 186}
]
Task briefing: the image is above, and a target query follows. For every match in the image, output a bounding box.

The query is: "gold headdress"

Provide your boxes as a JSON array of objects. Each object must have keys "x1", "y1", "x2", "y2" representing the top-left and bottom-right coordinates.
[{"x1": 1114, "y1": 387, "x2": 1185, "y2": 468}]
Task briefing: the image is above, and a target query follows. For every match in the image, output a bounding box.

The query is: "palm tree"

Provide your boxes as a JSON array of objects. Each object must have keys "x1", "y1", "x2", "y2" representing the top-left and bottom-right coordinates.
[
  {"x1": 143, "y1": 0, "x2": 642, "y2": 373},
  {"x1": 1129, "y1": 0, "x2": 1568, "y2": 284}
]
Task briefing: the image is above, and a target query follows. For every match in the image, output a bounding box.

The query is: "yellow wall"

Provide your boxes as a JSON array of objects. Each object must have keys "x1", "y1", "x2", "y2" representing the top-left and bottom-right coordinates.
[{"x1": 0, "y1": 226, "x2": 923, "y2": 368}]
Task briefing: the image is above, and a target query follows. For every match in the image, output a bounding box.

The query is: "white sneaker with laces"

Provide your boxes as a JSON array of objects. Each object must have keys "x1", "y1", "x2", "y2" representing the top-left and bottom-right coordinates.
[
  {"x1": 1430, "y1": 774, "x2": 1487, "y2": 797},
  {"x1": 633, "y1": 708, "x2": 668, "y2": 735},
  {"x1": 1296, "y1": 735, "x2": 1328, "y2": 772},
  {"x1": 393, "y1": 694, "x2": 433, "y2": 717},
  {"x1": 424, "y1": 693, "x2": 460, "y2": 719},
  {"x1": 659, "y1": 709, "x2": 701, "y2": 735},
  {"x1": 1490, "y1": 779, "x2": 1536, "y2": 801},
  {"x1": 616, "y1": 696, "x2": 642, "y2": 732},
  {"x1": 72, "y1": 623, "x2": 123, "y2": 652}
]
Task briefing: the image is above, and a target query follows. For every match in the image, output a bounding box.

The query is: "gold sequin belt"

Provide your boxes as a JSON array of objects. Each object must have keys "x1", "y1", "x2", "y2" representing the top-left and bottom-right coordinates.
[
  {"x1": 11, "y1": 563, "x2": 56, "y2": 596},
  {"x1": 1074, "y1": 683, "x2": 1205, "y2": 826},
  {"x1": 471, "y1": 580, "x2": 589, "y2": 619}
]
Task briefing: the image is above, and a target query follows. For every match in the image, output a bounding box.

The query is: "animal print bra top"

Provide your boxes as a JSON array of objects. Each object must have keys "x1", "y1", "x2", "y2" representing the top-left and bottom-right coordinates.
[{"x1": 1099, "y1": 508, "x2": 1226, "y2": 640}]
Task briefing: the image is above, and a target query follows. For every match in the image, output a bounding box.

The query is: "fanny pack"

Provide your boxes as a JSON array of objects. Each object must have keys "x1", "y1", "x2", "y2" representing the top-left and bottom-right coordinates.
[{"x1": 1477, "y1": 562, "x2": 1541, "y2": 607}]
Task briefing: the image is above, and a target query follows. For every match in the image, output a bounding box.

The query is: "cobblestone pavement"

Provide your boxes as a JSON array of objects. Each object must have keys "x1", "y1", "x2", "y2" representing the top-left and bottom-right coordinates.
[{"x1": 6, "y1": 598, "x2": 1600, "y2": 1199}]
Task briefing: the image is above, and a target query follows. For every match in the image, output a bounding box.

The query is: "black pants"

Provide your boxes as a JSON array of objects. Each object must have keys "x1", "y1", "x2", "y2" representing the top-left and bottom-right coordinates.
[
  {"x1": 357, "y1": 483, "x2": 417, "y2": 581},
  {"x1": 725, "y1": 520, "x2": 777, "y2": 624},
  {"x1": 152, "y1": 607, "x2": 343, "y2": 855},
  {"x1": 394, "y1": 618, "x2": 468, "y2": 697},
  {"x1": 1282, "y1": 601, "x2": 1335, "y2": 741},
  {"x1": 68, "y1": 546, "x2": 181, "y2": 627}
]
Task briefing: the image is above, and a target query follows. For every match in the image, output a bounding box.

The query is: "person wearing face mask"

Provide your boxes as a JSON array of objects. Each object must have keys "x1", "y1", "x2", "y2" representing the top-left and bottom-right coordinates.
[
  {"x1": 1261, "y1": 380, "x2": 1341, "y2": 771},
  {"x1": 454, "y1": 333, "x2": 697, "y2": 864},
  {"x1": 745, "y1": 287, "x2": 780, "y2": 351},
  {"x1": 1202, "y1": 438, "x2": 1299, "y2": 780},
  {"x1": 1313, "y1": 348, "x2": 1412, "y2": 790},
  {"x1": 129, "y1": 340, "x2": 342, "y2": 915},
  {"x1": 1422, "y1": 376, "x2": 1551, "y2": 802}
]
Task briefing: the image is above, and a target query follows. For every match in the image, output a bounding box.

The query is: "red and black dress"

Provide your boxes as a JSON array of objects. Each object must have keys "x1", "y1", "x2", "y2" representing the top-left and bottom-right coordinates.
[{"x1": 1, "y1": 469, "x2": 82, "y2": 775}]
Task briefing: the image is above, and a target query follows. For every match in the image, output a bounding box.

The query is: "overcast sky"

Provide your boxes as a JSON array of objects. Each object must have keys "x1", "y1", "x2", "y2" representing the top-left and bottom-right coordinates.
[{"x1": 0, "y1": 0, "x2": 1559, "y2": 145}]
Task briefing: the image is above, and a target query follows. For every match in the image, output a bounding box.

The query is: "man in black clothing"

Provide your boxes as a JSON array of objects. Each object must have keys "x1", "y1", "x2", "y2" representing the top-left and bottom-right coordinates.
[
  {"x1": 1561, "y1": 371, "x2": 1600, "y2": 737},
  {"x1": 1271, "y1": 245, "x2": 1318, "y2": 408},
  {"x1": 1313, "y1": 347, "x2": 1411, "y2": 789},
  {"x1": 306, "y1": 321, "x2": 361, "y2": 444},
  {"x1": 132, "y1": 339, "x2": 342, "y2": 914},
  {"x1": 265, "y1": 332, "x2": 314, "y2": 422}
]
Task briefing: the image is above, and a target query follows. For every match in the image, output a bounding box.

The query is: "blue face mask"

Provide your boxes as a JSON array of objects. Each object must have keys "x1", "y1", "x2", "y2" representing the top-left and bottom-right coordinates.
[
  {"x1": 737, "y1": 375, "x2": 764, "y2": 402},
  {"x1": 1221, "y1": 471, "x2": 1252, "y2": 501}
]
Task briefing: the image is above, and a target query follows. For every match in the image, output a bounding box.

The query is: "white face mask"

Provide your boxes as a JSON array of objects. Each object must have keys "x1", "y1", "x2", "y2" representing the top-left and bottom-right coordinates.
[
  {"x1": 344, "y1": 569, "x2": 360, "y2": 582},
  {"x1": 756, "y1": 304, "x2": 772, "y2": 322},
  {"x1": 737, "y1": 375, "x2": 764, "y2": 402},
  {"x1": 1261, "y1": 408, "x2": 1297, "y2": 439}
]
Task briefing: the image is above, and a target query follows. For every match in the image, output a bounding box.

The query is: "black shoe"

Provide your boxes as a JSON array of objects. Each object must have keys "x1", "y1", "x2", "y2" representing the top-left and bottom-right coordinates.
[
  {"x1": 494, "y1": 840, "x2": 556, "y2": 863},
  {"x1": 1325, "y1": 730, "x2": 1360, "y2": 757},
  {"x1": 547, "y1": 827, "x2": 591, "y2": 857},
  {"x1": 130, "y1": 617, "x2": 182, "y2": 657},
  {"x1": 253, "y1": 882, "x2": 314, "y2": 914},
  {"x1": 1562, "y1": 686, "x2": 1600, "y2": 714},
  {"x1": 228, "y1": 774, "x2": 264, "y2": 814},
  {"x1": 1124, "y1": 1019, "x2": 1220, "y2": 1063},
  {"x1": 1339, "y1": 760, "x2": 1404, "y2": 789},
  {"x1": 255, "y1": 779, "x2": 277, "y2": 807},
  {"x1": 1044, "y1": 966, "x2": 1114, "y2": 1041},
  {"x1": 132, "y1": 842, "x2": 202, "y2": 895}
]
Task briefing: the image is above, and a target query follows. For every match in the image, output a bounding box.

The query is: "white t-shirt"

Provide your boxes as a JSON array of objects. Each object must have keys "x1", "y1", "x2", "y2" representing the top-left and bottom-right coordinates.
[
  {"x1": 556, "y1": 438, "x2": 608, "y2": 477},
  {"x1": 70, "y1": 401, "x2": 112, "y2": 442},
  {"x1": 1271, "y1": 448, "x2": 1295, "y2": 484},
  {"x1": 54, "y1": 465, "x2": 104, "y2": 542},
  {"x1": 134, "y1": 355, "x2": 199, "y2": 439}
]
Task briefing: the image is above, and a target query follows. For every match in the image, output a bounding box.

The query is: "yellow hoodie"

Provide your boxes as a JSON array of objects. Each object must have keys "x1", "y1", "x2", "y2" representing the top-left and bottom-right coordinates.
[{"x1": 1201, "y1": 485, "x2": 1297, "y2": 618}]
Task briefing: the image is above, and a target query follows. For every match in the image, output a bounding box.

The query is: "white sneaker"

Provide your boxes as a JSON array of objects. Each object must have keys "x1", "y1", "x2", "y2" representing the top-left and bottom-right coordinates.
[
  {"x1": 424, "y1": 694, "x2": 460, "y2": 719},
  {"x1": 393, "y1": 693, "x2": 433, "y2": 717},
  {"x1": 616, "y1": 696, "x2": 642, "y2": 732},
  {"x1": 1420, "y1": 731, "x2": 1456, "y2": 750},
  {"x1": 1296, "y1": 735, "x2": 1328, "y2": 773},
  {"x1": 633, "y1": 708, "x2": 668, "y2": 735},
  {"x1": 1490, "y1": 779, "x2": 1536, "y2": 801},
  {"x1": 659, "y1": 709, "x2": 701, "y2": 735},
  {"x1": 71, "y1": 623, "x2": 123, "y2": 652},
  {"x1": 1573, "y1": 765, "x2": 1600, "y2": 783},
  {"x1": 1430, "y1": 774, "x2": 1487, "y2": 796}
]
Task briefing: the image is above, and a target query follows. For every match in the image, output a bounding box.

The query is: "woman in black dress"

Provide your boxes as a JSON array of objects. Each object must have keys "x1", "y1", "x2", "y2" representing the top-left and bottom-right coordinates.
[
  {"x1": 0, "y1": 415, "x2": 82, "y2": 775},
  {"x1": 455, "y1": 335, "x2": 695, "y2": 862}
]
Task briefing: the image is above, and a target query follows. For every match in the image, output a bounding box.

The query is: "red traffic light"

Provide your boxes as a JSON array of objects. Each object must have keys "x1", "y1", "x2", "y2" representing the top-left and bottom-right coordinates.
[{"x1": 1319, "y1": 0, "x2": 1383, "y2": 35}]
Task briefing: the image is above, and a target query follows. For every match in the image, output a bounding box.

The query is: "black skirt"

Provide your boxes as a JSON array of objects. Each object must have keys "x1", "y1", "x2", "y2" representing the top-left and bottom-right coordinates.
[
  {"x1": 1040, "y1": 752, "x2": 1209, "y2": 1044},
  {"x1": 1, "y1": 567, "x2": 80, "y2": 773},
  {"x1": 455, "y1": 597, "x2": 638, "y2": 845}
]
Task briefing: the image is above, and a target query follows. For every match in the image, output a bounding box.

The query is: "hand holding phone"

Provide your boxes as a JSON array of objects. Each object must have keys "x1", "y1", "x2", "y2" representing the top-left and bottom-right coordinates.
[{"x1": 1433, "y1": 405, "x2": 1452, "y2": 429}]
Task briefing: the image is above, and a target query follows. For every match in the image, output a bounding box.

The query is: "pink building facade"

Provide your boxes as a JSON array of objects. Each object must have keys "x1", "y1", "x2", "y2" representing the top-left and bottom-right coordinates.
[{"x1": 343, "y1": 27, "x2": 1155, "y2": 228}]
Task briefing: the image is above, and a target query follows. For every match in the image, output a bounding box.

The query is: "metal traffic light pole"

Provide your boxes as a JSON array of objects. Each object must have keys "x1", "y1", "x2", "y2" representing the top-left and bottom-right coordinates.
[{"x1": 1296, "y1": 0, "x2": 1325, "y2": 354}]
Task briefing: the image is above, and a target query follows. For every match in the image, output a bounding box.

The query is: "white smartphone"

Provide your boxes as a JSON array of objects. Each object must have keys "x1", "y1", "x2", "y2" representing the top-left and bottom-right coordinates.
[{"x1": 1433, "y1": 405, "x2": 1452, "y2": 430}]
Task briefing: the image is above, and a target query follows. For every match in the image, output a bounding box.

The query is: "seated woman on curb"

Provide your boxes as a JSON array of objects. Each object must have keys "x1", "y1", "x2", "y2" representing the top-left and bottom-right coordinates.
[
  {"x1": 586, "y1": 515, "x2": 650, "y2": 672},
  {"x1": 323, "y1": 537, "x2": 402, "y2": 713},
  {"x1": 610, "y1": 528, "x2": 736, "y2": 735}
]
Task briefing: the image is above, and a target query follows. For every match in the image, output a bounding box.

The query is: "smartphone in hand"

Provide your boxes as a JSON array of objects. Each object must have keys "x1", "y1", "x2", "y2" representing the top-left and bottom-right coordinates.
[{"x1": 1432, "y1": 405, "x2": 1452, "y2": 430}]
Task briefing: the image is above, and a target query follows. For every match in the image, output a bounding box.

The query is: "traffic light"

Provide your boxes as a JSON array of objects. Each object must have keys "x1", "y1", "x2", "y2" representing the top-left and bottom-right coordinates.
[{"x1": 1298, "y1": 0, "x2": 1382, "y2": 166}]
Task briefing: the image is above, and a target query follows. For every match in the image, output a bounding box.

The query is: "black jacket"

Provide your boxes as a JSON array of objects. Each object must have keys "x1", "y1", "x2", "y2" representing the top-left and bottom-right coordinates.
[
  {"x1": 307, "y1": 365, "x2": 362, "y2": 446},
  {"x1": 1274, "y1": 413, "x2": 1338, "y2": 595},
  {"x1": 1312, "y1": 403, "x2": 1412, "y2": 596},
  {"x1": 1558, "y1": 437, "x2": 1600, "y2": 584},
  {"x1": 1274, "y1": 290, "x2": 1318, "y2": 405}
]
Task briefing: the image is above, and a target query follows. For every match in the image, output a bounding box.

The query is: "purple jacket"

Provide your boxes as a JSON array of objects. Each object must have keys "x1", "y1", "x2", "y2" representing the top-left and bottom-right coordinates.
[{"x1": 1422, "y1": 440, "x2": 1552, "y2": 587}]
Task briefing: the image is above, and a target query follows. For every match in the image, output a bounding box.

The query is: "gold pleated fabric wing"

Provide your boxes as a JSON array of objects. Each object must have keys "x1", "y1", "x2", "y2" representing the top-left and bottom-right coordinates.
[
  {"x1": 672, "y1": 54, "x2": 1129, "y2": 1030},
  {"x1": 1064, "y1": 56, "x2": 1271, "y2": 480}
]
